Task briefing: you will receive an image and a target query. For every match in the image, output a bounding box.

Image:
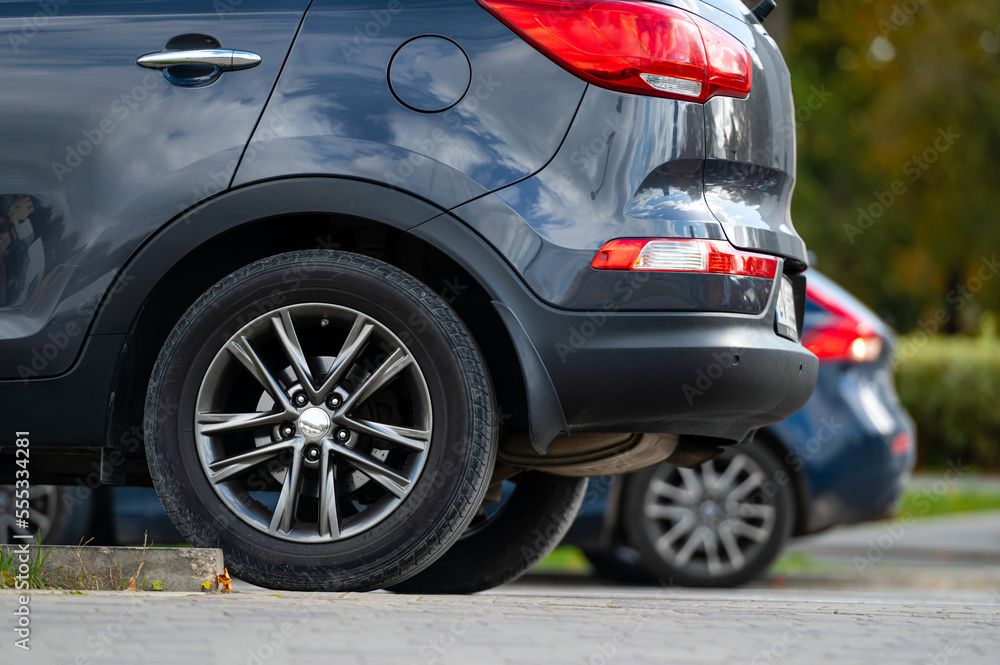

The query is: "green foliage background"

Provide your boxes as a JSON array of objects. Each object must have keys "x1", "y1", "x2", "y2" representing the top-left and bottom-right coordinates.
[
  {"x1": 895, "y1": 323, "x2": 1000, "y2": 469},
  {"x1": 774, "y1": 0, "x2": 1000, "y2": 333}
]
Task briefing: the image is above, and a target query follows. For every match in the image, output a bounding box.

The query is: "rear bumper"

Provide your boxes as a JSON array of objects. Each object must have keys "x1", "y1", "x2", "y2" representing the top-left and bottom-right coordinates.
[
  {"x1": 516, "y1": 303, "x2": 818, "y2": 440},
  {"x1": 414, "y1": 213, "x2": 818, "y2": 451}
]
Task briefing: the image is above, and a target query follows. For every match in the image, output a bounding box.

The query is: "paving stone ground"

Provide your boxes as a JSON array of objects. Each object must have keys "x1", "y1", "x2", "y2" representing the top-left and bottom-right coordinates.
[{"x1": 2, "y1": 582, "x2": 998, "y2": 664}]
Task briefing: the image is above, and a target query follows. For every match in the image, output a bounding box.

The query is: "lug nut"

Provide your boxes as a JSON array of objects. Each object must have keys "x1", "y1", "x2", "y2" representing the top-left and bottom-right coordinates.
[
  {"x1": 336, "y1": 429, "x2": 350, "y2": 442},
  {"x1": 327, "y1": 395, "x2": 342, "y2": 409},
  {"x1": 281, "y1": 425, "x2": 295, "y2": 438},
  {"x1": 294, "y1": 393, "x2": 308, "y2": 407},
  {"x1": 304, "y1": 446, "x2": 321, "y2": 461}
]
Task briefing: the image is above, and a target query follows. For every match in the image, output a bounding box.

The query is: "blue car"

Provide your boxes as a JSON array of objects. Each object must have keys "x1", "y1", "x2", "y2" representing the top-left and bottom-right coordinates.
[{"x1": 563, "y1": 271, "x2": 917, "y2": 587}]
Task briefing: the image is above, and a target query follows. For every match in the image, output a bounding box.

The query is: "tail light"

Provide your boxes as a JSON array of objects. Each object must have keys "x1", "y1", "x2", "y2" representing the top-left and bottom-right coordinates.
[
  {"x1": 890, "y1": 431, "x2": 913, "y2": 456},
  {"x1": 591, "y1": 238, "x2": 777, "y2": 278},
  {"x1": 803, "y1": 282, "x2": 884, "y2": 363},
  {"x1": 478, "y1": 0, "x2": 752, "y2": 103}
]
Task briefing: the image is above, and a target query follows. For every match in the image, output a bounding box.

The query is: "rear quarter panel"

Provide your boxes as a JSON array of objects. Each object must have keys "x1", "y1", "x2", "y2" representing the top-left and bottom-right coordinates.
[{"x1": 233, "y1": 0, "x2": 587, "y2": 209}]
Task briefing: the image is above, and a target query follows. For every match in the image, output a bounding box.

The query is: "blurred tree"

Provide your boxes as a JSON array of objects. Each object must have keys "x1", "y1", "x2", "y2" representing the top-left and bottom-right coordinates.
[{"x1": 773, "y1": 0, "x2": 1000, "y2": 332}]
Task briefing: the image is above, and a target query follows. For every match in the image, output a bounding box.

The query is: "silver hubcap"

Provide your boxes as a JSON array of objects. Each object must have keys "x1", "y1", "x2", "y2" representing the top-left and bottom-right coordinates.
[
  {"x1": 195, "y1": 303, "x2": 433, "y2": 543},
  {"x1": 298, "y1": 408, "x2": 332, "y2": 439},
  {"x1": 642, "y1": 451, "x2": 777, "y2": 577}
]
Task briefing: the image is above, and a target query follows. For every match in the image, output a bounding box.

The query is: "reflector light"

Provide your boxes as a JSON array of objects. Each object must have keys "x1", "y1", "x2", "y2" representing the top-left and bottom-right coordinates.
[
  {"x1": 590, "y1": 238, "x2": 648, "y2": 270},
  {"x1": 890, "y1": 431, "x2": 913, "y2": 456},
  {"x1": 477, "y1": 0, "x2": 752, "y2": 103},
  {"x1": 591, "y1": 238, "x2": 778, "y2": 278}
]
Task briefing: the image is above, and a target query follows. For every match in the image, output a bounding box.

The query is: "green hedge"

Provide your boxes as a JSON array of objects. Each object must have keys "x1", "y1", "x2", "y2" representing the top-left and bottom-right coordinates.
[{"x1": 894, "y1": 328, "x2": 1000, "y2": 470}]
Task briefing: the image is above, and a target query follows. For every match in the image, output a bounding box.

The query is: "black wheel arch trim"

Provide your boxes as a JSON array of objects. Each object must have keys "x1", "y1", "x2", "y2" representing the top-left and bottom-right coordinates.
[
  {"x1": 91, "y1": 177, "x2": 445, "y2": 335},
  {"x1": 492, "y1": 302, "x2": 568, "y2": 452}
]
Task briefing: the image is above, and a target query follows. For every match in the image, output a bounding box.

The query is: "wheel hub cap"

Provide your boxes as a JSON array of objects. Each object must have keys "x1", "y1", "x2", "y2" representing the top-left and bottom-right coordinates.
[
  {"x1": 298, "y1": 407, "x2": 331, "y2": 439},
  {"x1": 699, "y1": 500, "x2": 720, "y2": 521}
]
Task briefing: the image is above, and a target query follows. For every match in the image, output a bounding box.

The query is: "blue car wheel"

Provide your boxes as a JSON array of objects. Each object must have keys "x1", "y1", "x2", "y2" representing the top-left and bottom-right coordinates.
[{"x1": 620, "y1": 441, "x2": 795, "y2": 587}]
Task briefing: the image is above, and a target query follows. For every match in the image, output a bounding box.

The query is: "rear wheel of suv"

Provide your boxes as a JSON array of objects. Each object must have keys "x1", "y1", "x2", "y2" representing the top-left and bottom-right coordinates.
[
  {"x1": 144, "y1": 250, "x2": 496, "y2": 591},
  {"x1": 390, "y1": 472, "x2": 587, "y2": 594},
  {"x1": 621, "y1": 441, "x2": 793, "y2": 587}
]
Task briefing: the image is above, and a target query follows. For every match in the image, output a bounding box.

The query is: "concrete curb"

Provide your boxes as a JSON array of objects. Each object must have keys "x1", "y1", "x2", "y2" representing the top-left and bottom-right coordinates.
[{"x1": 2, "y1": 544, "x2": 223, "y2": 592}]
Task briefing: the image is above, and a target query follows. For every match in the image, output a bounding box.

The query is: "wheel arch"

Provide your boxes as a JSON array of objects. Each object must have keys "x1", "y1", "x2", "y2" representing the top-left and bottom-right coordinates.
[{"x1": 98, "y1": 177, "x2": 550, "y2": 478}]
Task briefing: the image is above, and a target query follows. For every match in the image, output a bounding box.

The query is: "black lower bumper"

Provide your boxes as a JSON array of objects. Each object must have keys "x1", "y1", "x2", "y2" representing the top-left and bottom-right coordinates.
[{"x1": 506, "y1": 300, "x2": 818, "y2": 443}]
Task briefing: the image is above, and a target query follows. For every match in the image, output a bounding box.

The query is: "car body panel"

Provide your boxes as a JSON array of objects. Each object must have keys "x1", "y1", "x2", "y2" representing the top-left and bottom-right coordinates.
[
  {"x1": 0, "y1": 0, "x2": 310, "y2": 379},
  {"x1": 768, "y1": 361, "x2": 915, "y2": 533},
  {"x1": 451, "y1": 84, "x2": 754, "y2": 312},
  {"x1": 232, "y1": 0, "x2": 587, "y2": 208},
  {"x1": 656, "y1": 0, "x2": 807, "y2": 266},
  {"x1": 89, "y1": 178, "x2": 443, "y2": 335},
  {"x1": 696, "y1": 0, "x2": 753, "y2": 20},
  {"x1": 702, "y1": 26, "x2": 805, "y2": 264},
  {"x1": 448, "y1": 2, "x2": 804, "y2": 313},
  {"x1": 0, "y1": 334, "x2": 123, "y2": 450}
]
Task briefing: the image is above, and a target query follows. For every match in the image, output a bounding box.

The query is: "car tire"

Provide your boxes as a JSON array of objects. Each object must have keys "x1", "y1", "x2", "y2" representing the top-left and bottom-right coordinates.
[
  {"x1": 0, "y1": 485, "x2": 95, "y2": 545},
  {"x1": 389, "y1": 472, "x2": 587, "y2": 594},
  {"x1": 144, "y1": 250, "x2": 496, "y2": 591},
  {"x1": 621, "y1": 441, "x2": 794, "y2": 588}
]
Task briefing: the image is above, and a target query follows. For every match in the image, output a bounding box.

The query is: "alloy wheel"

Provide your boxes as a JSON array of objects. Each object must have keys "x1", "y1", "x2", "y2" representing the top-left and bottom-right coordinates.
[
  {"x1": 194, "y1": 303, "x2": 432, "y2": 543},
  {"x1": 640, "y1": 451, "x2": 777, "y2": 577}
]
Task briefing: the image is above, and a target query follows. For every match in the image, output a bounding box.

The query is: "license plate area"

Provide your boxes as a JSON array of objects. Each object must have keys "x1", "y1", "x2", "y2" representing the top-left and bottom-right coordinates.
[{"x1": 775, "y1": 275, "x2": 798, "y2": 341}]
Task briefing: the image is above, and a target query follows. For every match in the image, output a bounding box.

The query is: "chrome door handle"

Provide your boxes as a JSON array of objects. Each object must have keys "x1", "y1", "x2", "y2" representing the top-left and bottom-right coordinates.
[{"x1": 136, "y1": 49, "x2": 261, "y2": 71}]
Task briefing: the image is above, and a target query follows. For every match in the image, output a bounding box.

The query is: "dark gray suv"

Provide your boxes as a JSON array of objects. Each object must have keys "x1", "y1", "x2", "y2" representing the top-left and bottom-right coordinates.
[{"x1": 0, "y1": 0, "x2": 817, "y2": 592}]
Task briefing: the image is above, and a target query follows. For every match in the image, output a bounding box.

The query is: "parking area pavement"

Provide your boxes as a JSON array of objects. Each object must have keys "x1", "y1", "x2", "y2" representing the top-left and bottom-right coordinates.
[
  {"x1": 771, "y1": 509, "x2": 1000, "y2": 590},
  {"x1": 786, "y1": 509, "x2": 1000, "y2": 567},
  {"x1": 3, "y1": 580, "x2": 999, "y2": 664},
  {"x1": 5, "y1": 502, "x2": 1000, "y2": 664}
]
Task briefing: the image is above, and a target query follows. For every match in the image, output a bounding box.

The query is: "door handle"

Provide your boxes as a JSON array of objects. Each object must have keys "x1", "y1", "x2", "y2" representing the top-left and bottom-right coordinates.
[{"x1": 136, "y1": 49, "x2": 261, "y2": 71}]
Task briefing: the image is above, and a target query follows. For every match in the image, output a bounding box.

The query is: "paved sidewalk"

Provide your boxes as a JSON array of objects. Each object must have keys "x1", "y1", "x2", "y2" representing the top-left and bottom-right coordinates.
[
  {"x1": 787, "y1": 509, "x2": 1000, "y2": 566},
  {"x1": 2, "y1": 584, "x2": 998, "y2": 664}
]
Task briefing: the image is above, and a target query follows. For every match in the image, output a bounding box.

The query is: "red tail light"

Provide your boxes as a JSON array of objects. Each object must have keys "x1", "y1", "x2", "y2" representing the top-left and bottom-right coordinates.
[
  {"x1": 803, "y1": 283, "x2": 884, "y2": 363},
  {"x1": 890, "y1": 431, "x2": 913, "y2": 456},
  {"x1": 591, "y1": 238, "x2": 777, "y2": 278},
  {"x1": 478, "y1": 0, "x2": 752, "y2": 103}
]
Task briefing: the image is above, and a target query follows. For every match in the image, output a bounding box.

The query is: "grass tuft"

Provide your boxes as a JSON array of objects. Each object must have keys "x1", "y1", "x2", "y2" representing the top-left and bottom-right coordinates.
[{"x1": 0, "y1": 540, "x2": 57, "y2": 590}]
